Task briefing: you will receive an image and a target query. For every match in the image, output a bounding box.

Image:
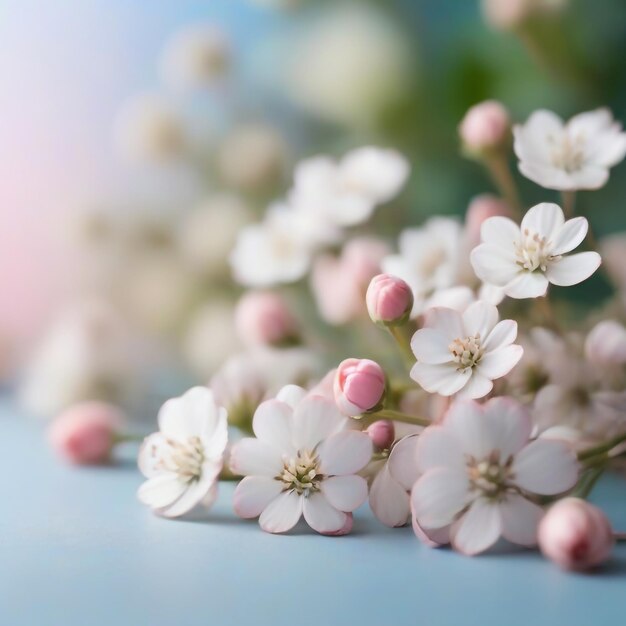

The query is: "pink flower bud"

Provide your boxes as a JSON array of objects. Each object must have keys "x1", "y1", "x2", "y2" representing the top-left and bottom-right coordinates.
[
  {"x1": 584, "y1": 320, "x2": 626, "y2": 367},
  {"x1": 334, "y1": 358, "x2": 386, "y2": 416},
  {"x1": 367, "y1": 420, "x2": 395, "y2": 450},
  {"x1": 49, "y1": 402, "x2": 123, "y2": 465},
  {"x1": 459, "y1": 100, "x2": 511, "y2": 152},
  {"x1": 366, "y1": 274, "x2": 414, "y2": 325},
  {"x1": 464, "y1": 194, "x2": 512, "y2": 250},
  {"x1": 538, "y1": 498, "x2": 614, "y2": 571},
  {"x1": 234, "y1": 291, "x2": 299, "y2": 347}
]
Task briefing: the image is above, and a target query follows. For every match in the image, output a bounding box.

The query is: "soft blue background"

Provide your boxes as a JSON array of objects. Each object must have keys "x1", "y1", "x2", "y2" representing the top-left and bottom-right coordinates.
[{"x1": 1, "y1": 400, "x2": 625, "y2": 626}]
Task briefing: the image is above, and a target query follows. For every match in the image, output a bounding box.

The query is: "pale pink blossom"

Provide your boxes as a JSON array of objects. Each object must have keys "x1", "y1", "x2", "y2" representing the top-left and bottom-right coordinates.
[
  {"x1": 538, "y1": 498, "x2": 614, "y2": 571},
  {"x1": 411, "y1": 398, "x2": 579, "y2": 555},
  {"x1": 137, "y1": 387, "x2": 228, "y2": 518},
  {"x1": 234, "y1": 291, "x2": 299, "y2": 348},
  {"x1": 231, "y1": 390, "x2": 372, "y2": 535},
  {"x1": 366, "y1": 274, "x2": 414, "y2": 325},
  {"x1": 49, "y1": 401, "x2": 123, "y2": 465},
  {"x1": 369, "y1": 435, "x2": 420, "y2": 527},
  {"x1": 311, "y1": 237, "x2": 388, "y2": 325},
  {"x1": 471, "y1": 203, "x2": 601, "y2": 298},
  {"x1": 584, "y1": 320, "x2": 626, "y2": 367},
  {"x1": 410, "y1": 301, "x2": 523, "y2": 399},
  {"x1": 334, "y1": 358, "x2": 386, "y2": 416},
  {"x1": 367, "y1": 420, "x2": 395, "y2": 450},
  {"x1": 459, "y1": 100, "x2": 510, "y2": 153}
]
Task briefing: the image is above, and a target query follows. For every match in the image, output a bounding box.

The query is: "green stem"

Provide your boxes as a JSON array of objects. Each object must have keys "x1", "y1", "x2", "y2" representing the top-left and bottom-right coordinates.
[
  {"x1": 578, "y1": 431, "x2": 626, "y2": 462},
  {"x1": 387, "y1": 325, "x2": 415, "y2": 368},
  {"x1": 367, "y1": 408, "x2": 431, "y2": 428},
  {"x1": 484, "y1": 152, "x2": 523, "y2": 216},
  {"x1": 574, "y1": 466, "x2": 605, "y2": 499},
  {"x1": 560, "y1": 190, "x2": 576, "y2": 218},
  {"x1": 113, "y1": 433, "x2": 145, "y2": 445}
]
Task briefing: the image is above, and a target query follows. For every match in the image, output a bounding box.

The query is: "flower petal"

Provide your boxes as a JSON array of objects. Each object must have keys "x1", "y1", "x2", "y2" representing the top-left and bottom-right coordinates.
[
  {"x1": 259, "y1": 490, "x2": 303, "y2": 533},
  {"x1": 317, "y1": 430, "x2": 372, "y2": 476},
  {"x1": 292, "y1": 395, "x2": 345, "y2": 451},
  {"x1": 551, "y1": 217, "x2": 588, "y2": 256},
  {"x1": 411, "y1": 467, "x2": 470, "y2": 528},
  {"x1": 504, "y1": 272, "x2": 549, "y2": 299},
  {"x1": 388, "y1": 434, "x2": 423, "y2": 490},
  {"x1": 512, "y1": 439, "x2": 579, "y2": 495},
  {"x1": 229, "y1": 438, "x2": 283, "y2": 477},
  {"x1": 443, "y1": 399, "x2": 492, "y2": 459},
  {"x1": 252, "y1": 400, "x2": 295, "y2": 454},
  {"x1": 482, "y1": 319, "x2": 518, "y2": 352},
  {"x1": 521, "y1": 203, "x2": 565, "y2": 240},
  {"x1": 411, "y1": 515, "x2": 450, "y2": 548},
  {"x1": 414, "y1": 426, "x2": 464, "y2": 474},
  {"x1": 470, "y1": 244, "x2": 520, "y2": 286},
  {"x1": 455, "y1": 372, "x2": 493, "y2": 400},
  {"x1": 233, "y1": 475, "x2": 284, "y2": 519},
  {"x1": 451, "y1": 498, "x2": 502, "y2": 556},
  {"x1": 158, "y1": 387, "x2": 221, "y2": 441},
  {"x1": 302, "y1": 492, "x2": 350, "y2": 534},
  {"x1": 499, "y1": 493, "x2": 543, "y2": 547},
  {"x1": 462, "y1": 300, "x2": 499, "y2": 339},
  {"x1": 137, "y1": 474, "x2": 186, "y2": 510},
  {"x1": 480, "y1": 216, "x2": 520, "y2": 248},
  {"x1": 321, "y1": 475, "x2": 368, "y2": 512},
  {"x1": 411, "y1": 328, "x2": 453, "y2": 364},
  {"x1": 160, "y1": 464, "x2": 220, "y2": 518},
  {"x1": 369, "y1": 464, "x2": 411, "y2": 527},
  {"x1": 410, "y1": 362, "x2": 471, "y2": 396},
  {"x1": 546, "y1": 252, "x2": 601, "y2": 287},
  {"x1": 422, "y1": 307, "x2": 464, "y2": 343},
  {"x1": 203, "y1": 410, "x2": 229, "y2": 459},
  {"x1": 481, "y1": 397, "x2": 532, "y2": 459},
  {"x1": 477, "y1": 345, "x2": 523, "y2": 379}
]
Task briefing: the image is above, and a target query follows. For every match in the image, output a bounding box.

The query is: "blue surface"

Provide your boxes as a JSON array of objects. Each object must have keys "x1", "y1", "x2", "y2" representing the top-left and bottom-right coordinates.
[{"x1": 1, "y1": 403, "x2": 625, "y2": 626}]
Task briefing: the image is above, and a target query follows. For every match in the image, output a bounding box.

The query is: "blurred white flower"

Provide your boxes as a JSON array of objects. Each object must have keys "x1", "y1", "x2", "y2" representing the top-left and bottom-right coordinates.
[
  {"x1": 585, "y1": 320, "x2": 626, "y2": 367},
  {"x1": 113, "y1": 94, "x2": 187, "y2": 164},
  {"x1": 600, "y1": 232, "x2": 626, "y2": 290},
  {"x1": 182, "y1": 301, "x2": 240, "y2": 380},
  {"x1": 290, "y1": 147, "x2": 409, "y2": 227},
  {"x1": 138, "y1": 387, "x2": 228, "y2": 518},
  {"x1": 230, "y1": 204, "x2": 334, "y2": 287},
  {"x1": 482, "y1": 0, "x2": 568, "y2": 32},
  {"x1": 284, "y1": 4, "x2": 412, "y2": 128},
  {"x1": 160, "y1": 24, "x2": 230, "y2": 92},
  {"x1": 217, "y1": 124, "x2": 287, "y2": 192},
  {"x1": 178, "y1": 193, "x2": 251, "y2": 277},
  {"x1": 19, "y1": 301, "x2": 137, "y2": 417},
  {"x1": 411, "y1": 398, "x2": 579, "y2": 555},
  {"x1": 423, "y1": 287, "x2": 476, "y2": 314},
  {"x1": 513, "y1": 108, "x2": 626, "y2": 190},
  {"x1": 382, "y1": 218, "x2": 463, "y2": 317},
  {"x1": 410, "y1": 301, "x2": 523, "y2": 399},
  {"x1": 471, "y1": 203, "x2": 601, "y2": 298}
]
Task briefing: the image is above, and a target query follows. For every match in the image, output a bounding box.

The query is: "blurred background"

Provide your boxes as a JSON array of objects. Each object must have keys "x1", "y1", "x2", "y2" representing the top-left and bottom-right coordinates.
[{"x1": 2, "y1": 0, "x2": 626, "y2": 423}]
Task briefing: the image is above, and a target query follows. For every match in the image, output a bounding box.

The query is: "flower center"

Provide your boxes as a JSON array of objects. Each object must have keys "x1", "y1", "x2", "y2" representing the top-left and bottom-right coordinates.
[
  {"x1": 514, "y1": 228, "x2": 560, "y2": 272},
  {"x1": 449, "y1": 334, "x2": 483, "y2": 371},
  {"x1": 159, "y1": 436, "x2": 205, "y2": 482},
  {"x1": 549, "y1": 133, "x2": 586, "y2": 173},
  {"x1": 466, "y1": 451, "x2": 513, "y2": 500},
  {"x1": 279, "y1": 449, "x2": 322, "y2": 496}
]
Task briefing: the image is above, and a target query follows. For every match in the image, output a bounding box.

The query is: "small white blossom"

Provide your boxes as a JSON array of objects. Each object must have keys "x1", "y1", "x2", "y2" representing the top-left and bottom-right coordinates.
[
  {"x1": 230, "y1": 388, "x2": 372, "y2": 534},
  {"x1": 411, "y1": 301, "x2": 523, "y2": 399},
  {"x1": 513, "y1": 108, "x2": 626, "y2": 191},
  {"x1": 290, "y1": 147, "x2": 409, "y2": 228},
  {"x1": 471, "y1": 202, "x2": 601, "y2": 298},
  {"x1": 138, "y1": 387, "x2": 228, "y2": 518},
  {"x1": 382, "y1": 218, "x2": 463, "y2": 317},
  {"x1": 411, "y1": 398, "x2": 579, "y2": 555}
]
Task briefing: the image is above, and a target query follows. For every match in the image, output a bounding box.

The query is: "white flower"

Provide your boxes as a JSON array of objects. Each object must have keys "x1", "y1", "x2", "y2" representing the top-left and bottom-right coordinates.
[
  {"x1": 230, "y1": 204, "x2": 334, "y2": 287},
  {"x1": 230, "y1": 389, "x2": 372, "y2": 534},
  {"x1": 137, "y1": 387, "x2": 228, "y2": 518},
  {"x1": 290, "y1": 147, "x2": 409, "y2": 227},
  {"x1": 411, "y1": 398, "x2": 579, "y2": 555},
  {"x1": 382, "y1": 218, "x2": 463, "y2": 317},
  {"x1": 159, "y1": 25, "x2": 230, "y2": 92},
  {"x1": 369, "y1": 435, "x2": 420, "y2": 527},
  {"x1": 585, "y1": 320, "x2": 626, "y2": 367},
  {"x1": 410, "y1": 301, "x2": 523, "y2": 399},
  {"x1": 513, "y1": 108, "x2": 626, "y2": 190},
  {"x1": 471, "y1": 202, "x2": 601, "y2": 298}
]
